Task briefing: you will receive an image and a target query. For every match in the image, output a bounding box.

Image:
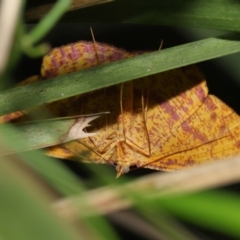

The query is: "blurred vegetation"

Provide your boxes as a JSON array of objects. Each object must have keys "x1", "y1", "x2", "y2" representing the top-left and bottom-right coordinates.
[{"x1": 1, "y1": 0, "x2": 240, "y2": 239}]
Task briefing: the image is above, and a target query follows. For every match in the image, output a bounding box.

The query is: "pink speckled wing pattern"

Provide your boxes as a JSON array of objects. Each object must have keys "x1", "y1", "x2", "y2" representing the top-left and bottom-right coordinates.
[{"x1": 41, "y1": 41, "x2": 135, "y2": 78}]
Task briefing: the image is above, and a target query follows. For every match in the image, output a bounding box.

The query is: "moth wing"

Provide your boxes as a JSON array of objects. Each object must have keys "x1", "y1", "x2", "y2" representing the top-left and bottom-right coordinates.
[{"x1": 144, "y1": 95, "x2": 240, "y2": 171}]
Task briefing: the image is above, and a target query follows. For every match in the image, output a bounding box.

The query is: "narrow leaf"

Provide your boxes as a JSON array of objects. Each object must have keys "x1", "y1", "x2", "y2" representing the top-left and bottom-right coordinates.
[
  {"x1": 26, "y1": 0, "x2": 71, "y2": 44},
  {"x1": 0, "y1": 113, "x2": 106, "y2": 155},
  {"x1": 63, "y1": 0, "x2": 240, "y2": 32},
  {"x1": 0, "y1": 156, "x2": 80, "y2": 240},
  {"x1": 158, "y1": 191, "x2": 240, "y2": 239},
  {"x1": 0, "y1": 33, "x2": 240, "y2": 115}
]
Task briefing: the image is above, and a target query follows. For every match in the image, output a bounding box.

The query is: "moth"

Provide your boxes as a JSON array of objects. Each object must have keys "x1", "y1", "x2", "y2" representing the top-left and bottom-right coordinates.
[{"x1": 2, "y1": 41, "x2": 240, "y2": 177}]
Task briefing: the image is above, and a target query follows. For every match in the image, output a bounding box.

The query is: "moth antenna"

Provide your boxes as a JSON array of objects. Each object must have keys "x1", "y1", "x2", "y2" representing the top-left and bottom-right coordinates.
[
  {"x1": 90, "y1": 27, "x2": 96, "y2": 42},
  {"x1": 158, "y1": 39, "x2": 163, "y2": 51},
  {"x1": 90, "y1": 27, "x2": 100, "y2": 64},
  {"x1": 141, "y1": 80, "x2": 151, "y2": 156},
  {"x1": 120, "y1": 83, "x2": 126, "y2": 141}
]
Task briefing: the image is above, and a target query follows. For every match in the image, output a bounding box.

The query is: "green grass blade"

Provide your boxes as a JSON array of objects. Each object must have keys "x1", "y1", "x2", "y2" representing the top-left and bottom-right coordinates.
[
  {"x1": 62, "y1": 0, "x2": 240, "y2": 31},
  {"x1": 22, "y1": 152, "x2": 87, "y2": 196},
  {"x1": 19, "y1": 154, "x2": 120, "y2": 240},
  {"x1": 27, "y1": 0, "x2": 71, "y2": 44},
  {"x1": 0, "y1": 125, "x2": 84, "y2": 195},
  {"x1": 139, "y1": 209, "x2": 200, "y2": 240},
  {"x1": 0, "y1": 156, "x2": 81, "y2": 240},
  {"x1": 3, "y1": 150, "x2": 119, "y2": 240},
  {"x1": 0, "y1": 114, "x2": 103, "y2": 155},
  {"x1": 0, "y1": 120, "x2": 88, "y2": 196},
  {"x1": 1, "y1": 32, "x2": 240, "y2": 115},
  {"x1": 156, "y1": 191, "x2": 240, "y2": 239}
]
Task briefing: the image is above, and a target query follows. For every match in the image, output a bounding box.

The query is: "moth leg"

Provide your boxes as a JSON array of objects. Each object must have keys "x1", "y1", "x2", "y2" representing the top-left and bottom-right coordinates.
[
  {"x1": 96, "y1": 139, "x2": 120, "y2": 164},
  {"x1": 72, "y1": 137, "x2": 119, "y2": 165}
]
